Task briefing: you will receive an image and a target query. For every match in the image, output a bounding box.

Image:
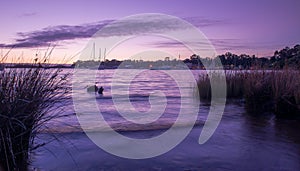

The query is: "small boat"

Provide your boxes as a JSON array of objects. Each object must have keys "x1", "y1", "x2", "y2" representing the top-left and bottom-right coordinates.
[
  {"x1": 87, "y1": 85, "x2": 104, "y2": 95},
  {"x1": 87, "y1": 85, "x2": 98, "y2": 92}
]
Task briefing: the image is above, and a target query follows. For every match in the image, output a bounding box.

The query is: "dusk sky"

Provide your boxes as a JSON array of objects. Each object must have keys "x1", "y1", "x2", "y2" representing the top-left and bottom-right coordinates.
[{"x1": 0, "y1": 0, "x2": 299, "y2": 63}]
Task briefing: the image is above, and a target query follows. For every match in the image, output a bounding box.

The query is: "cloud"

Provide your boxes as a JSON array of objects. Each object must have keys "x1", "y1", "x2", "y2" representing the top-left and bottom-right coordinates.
[
  {"x1": 210, "y1": 39, "x2": 284, "y2": 51},
  {"x1": 0, "y1": 15, "x2": 227, "y2": 48},
  {"x1": 0, "y1": 20, "x2": 113, "y2": 48},
  {"x1": 146, "y1": 39, "x2": 282, "y2": 53},
  {"x1": 20, "y1": 12, "x2": 37, "y2": 17},
  {"x1": 184, "y1": 16, "x2": 230, "y2": 27}
]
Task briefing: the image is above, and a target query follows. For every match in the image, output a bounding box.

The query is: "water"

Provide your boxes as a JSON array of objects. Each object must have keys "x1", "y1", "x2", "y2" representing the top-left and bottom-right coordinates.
[
  {"x1": 46, "y1": 69, "x2": 202, "y2": 133},
  {"x1": 33, "y1": 69, "x2": 300, "y2": 171}
]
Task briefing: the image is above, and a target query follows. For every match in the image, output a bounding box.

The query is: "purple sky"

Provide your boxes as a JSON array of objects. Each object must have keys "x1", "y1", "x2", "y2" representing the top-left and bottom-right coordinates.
[{"x1": 0, "y1": 0, "x2": 299, "y2": 62}]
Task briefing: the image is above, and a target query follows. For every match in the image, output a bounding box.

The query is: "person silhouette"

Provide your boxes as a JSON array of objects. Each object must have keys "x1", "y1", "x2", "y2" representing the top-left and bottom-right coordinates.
[{"x1": 98, "y1": 86, "x2": 104, "y2": 95}]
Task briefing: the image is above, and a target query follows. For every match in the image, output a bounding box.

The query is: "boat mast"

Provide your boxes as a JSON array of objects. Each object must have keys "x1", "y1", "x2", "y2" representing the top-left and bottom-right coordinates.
[
  {"x1": 103, "y1": 48, "x2": 106, "y2": 61},
  {"x1": 99, "y1": 48, "x2": 101, "y2": 62},
  {"x1": 93, "y1": 42, "x2": 96, "y2": 60}
]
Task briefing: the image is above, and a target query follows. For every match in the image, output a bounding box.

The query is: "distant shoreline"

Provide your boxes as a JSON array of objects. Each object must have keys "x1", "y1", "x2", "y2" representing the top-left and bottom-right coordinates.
[{"x1": 1, "y1": 63, "x2": 74, "y2": 69}]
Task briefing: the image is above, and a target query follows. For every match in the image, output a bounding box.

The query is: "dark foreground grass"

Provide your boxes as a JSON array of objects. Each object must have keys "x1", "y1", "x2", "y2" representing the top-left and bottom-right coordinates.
[
  {"x1": 0, "y1": 63, "x2": 70, "y2": 170},
  {"x1": 197, "y1": 70, "x2": 300, "y2": 118}
]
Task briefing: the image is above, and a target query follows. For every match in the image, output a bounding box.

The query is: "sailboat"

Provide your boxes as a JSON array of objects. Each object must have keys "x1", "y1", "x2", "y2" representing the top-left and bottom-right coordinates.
[
  {"x1": 98, "y1": 48, "x2": 106, "y2": 70},
  {"x1": 87, "y1": 43, "x2": 104, "y2": 70}
]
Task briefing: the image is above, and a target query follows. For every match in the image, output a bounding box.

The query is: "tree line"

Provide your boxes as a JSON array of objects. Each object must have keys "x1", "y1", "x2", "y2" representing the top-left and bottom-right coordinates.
[{"x1": 184, "y1": 44, "x2": 300, "y2": 69}]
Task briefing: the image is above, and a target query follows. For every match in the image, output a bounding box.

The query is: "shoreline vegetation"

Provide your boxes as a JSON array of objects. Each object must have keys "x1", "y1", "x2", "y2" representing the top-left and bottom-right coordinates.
[
  {"x1": 197, "y1": 70, "x2": 300, "y2": 118},
  {"x1": 1, "y1": 44, "x2": 299, "y2": 70},
  {"x1": 0, "y1": 55, "x2": 71, "y2": 170},
  {"x1": 72, "y1": 44, "x2": 300, "y2": 70}
]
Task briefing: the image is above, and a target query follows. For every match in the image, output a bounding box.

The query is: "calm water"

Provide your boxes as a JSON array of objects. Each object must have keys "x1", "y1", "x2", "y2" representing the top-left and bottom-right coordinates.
[{"x1": 33, "y1": 69, "x2": 300, "y2": 171}]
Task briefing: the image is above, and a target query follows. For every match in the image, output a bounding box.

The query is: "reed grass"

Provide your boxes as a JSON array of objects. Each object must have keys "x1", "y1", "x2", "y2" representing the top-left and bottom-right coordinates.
[
  {"x1": 243, "y1": 71, "x2": 273, "y2": 113},
  {"x1": 197, "y1": 71, "x2": 244, "y2": 100},
  {"x1": 270, "y1": 70, "x2": 300, "y2": 117},
  {"x1": 197, "y1": 73, "x2": 212, "y2": 100},
  {"x1": 197, "y1": 70, "x2": 300, "y2": 117},
  {"x1": 224, "y1": 71, "x2": 245, "y2": 98},
  {"x1": 0, "y1": 61, "x2": 70, "y2": 170}
]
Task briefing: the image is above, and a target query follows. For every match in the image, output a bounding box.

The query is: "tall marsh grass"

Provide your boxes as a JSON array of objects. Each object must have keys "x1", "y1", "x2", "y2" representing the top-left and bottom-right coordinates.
[
  {"x1": 197, "y1": 71, "x2": 245, "y2": 100},
  {"x1": 243, "y1": 71, "x2": 273, "y2": 113},
  {"x1": 0, "y1": 63, "x2": 70, "y2": 170},
  {"x1": 270, "y1": 71, "x2": 300, "y2": 117},
  {"x1": 197, "y1": 70, "x2": 300, "y2": 117}
]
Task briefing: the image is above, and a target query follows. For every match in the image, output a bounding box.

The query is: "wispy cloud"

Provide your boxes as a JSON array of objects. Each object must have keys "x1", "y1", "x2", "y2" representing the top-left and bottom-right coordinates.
[
  {"x1": 184, "y1": 16, "x2": 230, "y2": 27},
  {"x1": 0, "y1": 15, "x2": 227, "y2": 48},
  {"x1": 19, "y1": 12, "x2": 37, "y2": 17},
  {"x1": 211, "y1": 39, "x2": 284, "y2": 52},
  {"x1": 146, "y1": 39, "x2": 283, "y2": 53},
  {"x1": 0, "y1": 20, "x2": 113, "y2": 48}
]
